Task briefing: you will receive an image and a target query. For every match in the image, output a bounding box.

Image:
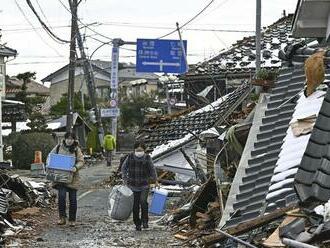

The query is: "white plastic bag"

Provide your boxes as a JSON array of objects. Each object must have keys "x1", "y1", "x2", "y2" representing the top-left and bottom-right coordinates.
[{"x1": 108, "y1": 185, "x2": 133, "y2": 220}]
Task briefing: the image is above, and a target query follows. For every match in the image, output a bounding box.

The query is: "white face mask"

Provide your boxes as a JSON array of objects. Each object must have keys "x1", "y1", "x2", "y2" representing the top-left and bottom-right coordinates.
[
  {"x1": 134, "y1": 151, "x2": 145, "y2": 158},
  {"x1": 65, "y1": 138, "x2": 74, "y2": 146}
]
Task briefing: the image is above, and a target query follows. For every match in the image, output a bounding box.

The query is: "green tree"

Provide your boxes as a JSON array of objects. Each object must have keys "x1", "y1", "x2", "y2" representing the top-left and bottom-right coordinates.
[
  {"x1": 119, "y1": 93, "x2": 156, "y2": 130},
  {"x1": 27, "y1": 112, "x2": 49, "y2": 132},
  {"x1": 50, "y1": 92, "x2": 91, "y2": 117},
  {"x1": 15, "y1": 72, "x2": 42, "y2": 116}
]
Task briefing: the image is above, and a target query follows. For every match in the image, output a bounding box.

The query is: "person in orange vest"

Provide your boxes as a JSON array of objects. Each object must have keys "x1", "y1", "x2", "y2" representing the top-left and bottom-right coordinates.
[{"x1": 103, "y1": 132, "x2": 116, "y2": 167}]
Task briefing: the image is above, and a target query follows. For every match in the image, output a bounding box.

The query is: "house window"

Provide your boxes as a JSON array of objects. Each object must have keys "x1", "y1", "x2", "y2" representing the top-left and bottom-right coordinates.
[{"x1": 0, "y1": 64, "x2": 4, "y2": 75}]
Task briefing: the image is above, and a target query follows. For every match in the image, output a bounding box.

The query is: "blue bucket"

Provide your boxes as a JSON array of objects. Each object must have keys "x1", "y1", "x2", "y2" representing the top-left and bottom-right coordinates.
[{"x1": 150, "y1": 188, "x2": 168, "y2": 215}]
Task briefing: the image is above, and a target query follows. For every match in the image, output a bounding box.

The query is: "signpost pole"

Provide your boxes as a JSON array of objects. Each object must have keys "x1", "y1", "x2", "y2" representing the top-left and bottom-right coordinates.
[{"x1": 110, "y1": 39, "x2": 121, "y2": 142}]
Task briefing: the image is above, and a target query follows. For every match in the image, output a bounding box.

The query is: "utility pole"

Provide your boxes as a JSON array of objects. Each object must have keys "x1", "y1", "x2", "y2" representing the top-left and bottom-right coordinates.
[
  {"x1": 176, "y1": 22, "x2": 188, "y2": 73},
  {"x1": 255, "y1": 0, "x2": 262, "y2": 94},
  {"x1": 75, "y1": 17, "x2": 104, "y2": 145},
  {"x1": 165, "y1": 80, "x2": 171, "y2": 114},
  {"x1": 66, "y1": 0, "x2": 78, "y2": 132}
]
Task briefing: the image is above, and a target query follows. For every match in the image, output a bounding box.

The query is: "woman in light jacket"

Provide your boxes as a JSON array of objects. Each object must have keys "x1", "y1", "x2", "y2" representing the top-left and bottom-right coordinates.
[{"x1": 49, "y1": 131, "x2": 84, "y2": 226}]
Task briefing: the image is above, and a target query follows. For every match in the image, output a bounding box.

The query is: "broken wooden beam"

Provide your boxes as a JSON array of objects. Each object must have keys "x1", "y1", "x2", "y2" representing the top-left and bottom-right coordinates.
[
  {"x1": 180, "y1": 148, "x2": 207, "y2": 183},
  {"x1": 202, "y1": 205, "x2": 297, "y2": 246}
]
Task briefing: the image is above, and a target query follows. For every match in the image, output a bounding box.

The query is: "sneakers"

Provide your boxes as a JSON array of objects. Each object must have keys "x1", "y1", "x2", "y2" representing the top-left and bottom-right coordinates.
[
  {"x1": 68, "y1": 221, "x2": 76, "y2": 227},
  {"x1": 57, "y1": 217, "x2": 66, "y2": 225},
  {"x1": 135, "y1": 225, "x2": 142, "y2": 231}
]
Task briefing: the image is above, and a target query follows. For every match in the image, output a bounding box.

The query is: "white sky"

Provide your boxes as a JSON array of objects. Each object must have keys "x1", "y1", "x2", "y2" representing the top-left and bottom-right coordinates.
[{"x1": 0, "y1": 0, "x2": 298, "y2": 81}]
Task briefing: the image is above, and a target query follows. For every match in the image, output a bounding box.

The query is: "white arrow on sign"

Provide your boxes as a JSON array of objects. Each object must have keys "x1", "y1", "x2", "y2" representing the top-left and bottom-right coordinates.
[{"x1": 142, "y1": 60, "x2": 180, "y2": 71}]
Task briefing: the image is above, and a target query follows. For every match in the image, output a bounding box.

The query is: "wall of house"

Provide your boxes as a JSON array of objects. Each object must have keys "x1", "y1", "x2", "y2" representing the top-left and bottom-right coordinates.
[
  {"x1": 49, "y1": 66, "x2": 159, "y2": 105},
  {"x1": 49, "y1": 74, "x2": 110, "y2": 105}
]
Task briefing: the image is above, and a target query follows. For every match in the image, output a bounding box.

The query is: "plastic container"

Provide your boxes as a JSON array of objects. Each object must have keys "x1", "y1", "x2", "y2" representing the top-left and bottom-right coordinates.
[
  {"x1": 46, "y1": 168, "x2": 74, "y2": 184},
  {"x1": 150, "y1": 188, "x2": 168, "y2": 215},
  {"x1": 47, "y1": 153, "x2": 75, "y2": 171}
]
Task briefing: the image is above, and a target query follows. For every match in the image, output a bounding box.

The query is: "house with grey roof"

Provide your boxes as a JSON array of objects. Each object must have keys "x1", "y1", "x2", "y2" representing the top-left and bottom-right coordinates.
[
  {"x1": 41, "y1": 59, "x2": 159, "y2": 106},
  {"x1": 209, "y1": 1, "x2": 330, "y2": 247},
  {"x1": 183, "y1": 14, "x2": 305, "y2": 108}
]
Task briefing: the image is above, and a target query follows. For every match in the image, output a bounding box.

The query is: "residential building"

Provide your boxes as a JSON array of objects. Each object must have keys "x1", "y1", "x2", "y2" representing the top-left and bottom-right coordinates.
[
  {"x1": 121, "y1": 79, "x2": 158, "y2": 99},
  {"x1": 41, "y1": 59, "x2": 158, "y2": 106},
  {"x1": 183, "y1": 13, "x2": 306, "y2": 108}
]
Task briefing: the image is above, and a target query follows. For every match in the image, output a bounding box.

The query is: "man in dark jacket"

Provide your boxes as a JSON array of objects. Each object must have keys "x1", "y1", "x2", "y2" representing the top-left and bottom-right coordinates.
[{"x1": 121, "y1": 141, "x2": 158, "y2": 231}]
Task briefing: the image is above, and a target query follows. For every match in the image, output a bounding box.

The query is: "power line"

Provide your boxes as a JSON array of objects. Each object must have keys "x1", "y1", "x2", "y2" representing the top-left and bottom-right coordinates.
[
  {"x1": 57, "y1": 0, "x2": 114, "y2": 41},
  {"x1": 87, "y1": 36, "x2": 136, "y2": 52},
  {"x1": 7, "y1": 61, "x2": 67, "y2": 65},
  {"x1": 13, "y1": 0, "x2": 64, "y2": 57},
  {"x1": 2, "y1": 25, "x2": 70, "y2": 32},
  {"x1": 98, "y1": 22, "x2": 254, "y2": 33},
  {"x1": 26, "y1": 0, "x2": 70, "y2": 44},
  {"x1": 2, "y1": 23, "x2": 253, "y2": 34},
  {"x1": 157, "y1": 0, "x2": 216, "y2": 39},
  {"x1": 35, "y1": 0, "x2": 51, "y2": 26}
]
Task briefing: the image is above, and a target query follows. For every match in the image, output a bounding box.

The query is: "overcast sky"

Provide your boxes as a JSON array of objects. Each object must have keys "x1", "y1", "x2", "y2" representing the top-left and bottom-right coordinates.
[{"x1": 1, "y1": 0, "x2": 298, "y2": 81}]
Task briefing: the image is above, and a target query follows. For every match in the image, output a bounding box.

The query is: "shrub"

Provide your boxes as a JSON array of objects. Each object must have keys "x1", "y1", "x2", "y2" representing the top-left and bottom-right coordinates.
[
  {"x1": 255, "y1": 69, "x2": 279, "y2": 81},
  {"x1": 12, "y1": 132, "x2": 56, "y2": 169},
  {"x1": 86, "y1": 125, "x2": 102, "y2": 153}
]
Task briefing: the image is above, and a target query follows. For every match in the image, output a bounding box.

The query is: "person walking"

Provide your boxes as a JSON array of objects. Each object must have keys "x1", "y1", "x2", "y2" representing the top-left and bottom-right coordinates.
[
  {"x1": 103, "y1": 132, "x2": 116, "y2": 167},
  {"x1": 121, "y1": 141, "x2": 159, "y2": 231},
  {"x1": 49, "y1": 131, "x2": 84, "y2": 227}
]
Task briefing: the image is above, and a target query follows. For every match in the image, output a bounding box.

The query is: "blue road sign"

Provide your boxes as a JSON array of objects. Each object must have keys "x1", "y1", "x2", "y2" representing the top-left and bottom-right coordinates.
[{"x1": 136, "y1": 39, "x2": 187, "y2": 74}]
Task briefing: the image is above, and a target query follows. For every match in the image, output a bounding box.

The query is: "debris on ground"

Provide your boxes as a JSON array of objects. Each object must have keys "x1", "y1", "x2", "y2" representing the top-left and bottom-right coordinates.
[{"x1": 0, "y1": 171, "x2": 55, "y2": 246}]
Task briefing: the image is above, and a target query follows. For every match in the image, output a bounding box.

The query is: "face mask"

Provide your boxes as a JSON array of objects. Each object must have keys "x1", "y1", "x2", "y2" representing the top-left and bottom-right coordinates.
[
  {"x1": 134, "y1": 151, "x2": 145, "y2": 158},
  {"x1": 65, "y1": 139, "x2": 74, "y2": 146}
]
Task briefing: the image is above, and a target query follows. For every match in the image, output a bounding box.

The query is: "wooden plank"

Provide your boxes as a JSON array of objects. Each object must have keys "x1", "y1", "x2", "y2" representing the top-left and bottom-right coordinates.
[
  {"x1": 202, "y1": 205, "x2": 297, "y2": 246},
  {"x1": 174, "y1": 234, "x2": 189, "y2": 240},
  {"x1": 263, "y1": 216, "x2": 297, "y2": 248}
]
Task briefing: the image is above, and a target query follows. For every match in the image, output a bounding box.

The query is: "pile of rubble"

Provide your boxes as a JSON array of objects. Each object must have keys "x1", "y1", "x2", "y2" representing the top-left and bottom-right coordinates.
[{"x1": 0, "y1": 171, "x2": 53, "y2": 246}]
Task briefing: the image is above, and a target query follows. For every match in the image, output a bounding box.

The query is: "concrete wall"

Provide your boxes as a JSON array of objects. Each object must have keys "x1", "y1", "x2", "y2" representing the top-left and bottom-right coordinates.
[{"x1": 49, "y1": 74, "x2": 110, "y2": 105}]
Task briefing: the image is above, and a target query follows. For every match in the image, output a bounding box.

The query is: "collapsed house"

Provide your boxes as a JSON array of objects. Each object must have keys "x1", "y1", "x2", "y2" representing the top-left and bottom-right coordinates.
[{"x1": 137, "y1": 81, "x2": 251, "y2": 184}]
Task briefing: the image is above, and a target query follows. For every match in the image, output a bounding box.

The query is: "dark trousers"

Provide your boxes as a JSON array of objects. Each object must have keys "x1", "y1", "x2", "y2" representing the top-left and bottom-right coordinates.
[
  {"x1": 133, "y1": 189, "x2": 149, "y2": 227},
  {"x1": 58, "y1": 185, "x2": 77, "y2": 221},
  {"x1": 105, "y1": 150, "x2": 113, "y2": 166}
]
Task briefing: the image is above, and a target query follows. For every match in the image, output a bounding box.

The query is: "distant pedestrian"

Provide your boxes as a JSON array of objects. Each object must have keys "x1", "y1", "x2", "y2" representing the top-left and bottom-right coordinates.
[
  {"x1": 121, "y1": 141, "x2": 159, "y2": 231},
  {"x1": 103, "y1": 132, "x2": 116, "y2": 167},
  {"x1": 49, "y1": 131, "x2": 84, "y2": 227}
]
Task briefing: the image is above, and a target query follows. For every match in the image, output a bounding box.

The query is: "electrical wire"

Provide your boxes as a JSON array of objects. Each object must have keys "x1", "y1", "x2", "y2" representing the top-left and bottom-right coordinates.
[
  {"x1": 26, "y1": 0, "x2": 70, "y2": 44},
  {"x1": 57, "y1": 0, "x2": 114, "y2": 41},
  {"x1": 35, "y1": 0, "x2": 51, "y2": 26},
  {"x1": 157, "y1": 0, "x2": 216, "y2": 39},
  {"x1": 13, "y1": 0, "x2": 64, "y2": 57},
  {"x1": 2, "y1": 23, "x2": 253, "y2": 34},
  {"x1": 8, "y1": 61, "x2": 67, "y2": 65},
  {"x1": 99, "y1": 22, "x2": 254, "y2": 33},
  {"x1": 2, "y1": 25, "x2": 70, "y2": 32}
]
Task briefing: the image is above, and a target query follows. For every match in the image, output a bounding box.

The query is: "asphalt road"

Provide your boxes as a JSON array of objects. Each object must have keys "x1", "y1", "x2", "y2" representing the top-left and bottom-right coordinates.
[{"x1": 24, "y1": 156, "x2": 179, "y2": 248}]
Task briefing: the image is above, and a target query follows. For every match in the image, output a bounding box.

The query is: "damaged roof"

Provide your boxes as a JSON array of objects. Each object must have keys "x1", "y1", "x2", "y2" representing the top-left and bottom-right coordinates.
[
  {"x1": 186, "y1": 14, "x2": 304, "y2": 78},
  {"x1": 138, "y1": 81, "x2": 251, "y2": 159},
  {"x1": 295, "y1": 77, "x2": 330, "y2": 204},
  {"x1": 222, "y1": 47, "x2": 330, "y2": 229}
]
